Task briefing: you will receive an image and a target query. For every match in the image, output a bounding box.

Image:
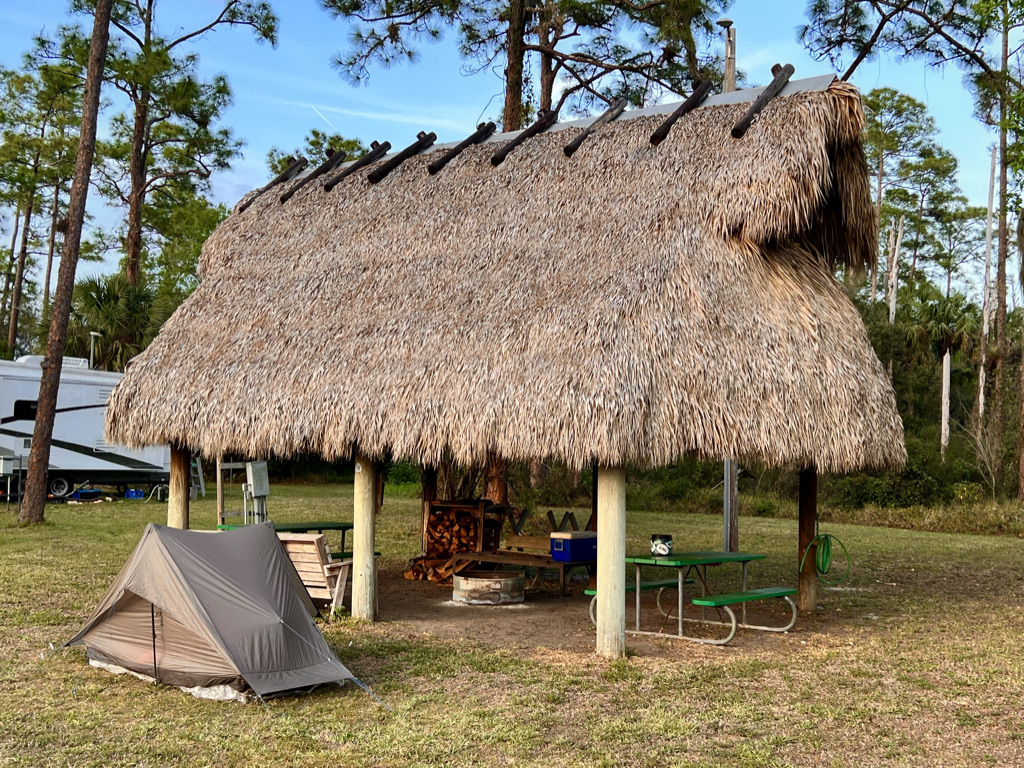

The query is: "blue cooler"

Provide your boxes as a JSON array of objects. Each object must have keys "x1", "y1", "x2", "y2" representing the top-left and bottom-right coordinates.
[{"x1": 550, "y1": 531, "x2": 597, "y2": 562}]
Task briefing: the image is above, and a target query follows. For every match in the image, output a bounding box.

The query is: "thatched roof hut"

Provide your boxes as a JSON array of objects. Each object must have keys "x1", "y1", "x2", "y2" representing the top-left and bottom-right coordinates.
[{"x1": 106, "y1": 75, "x2": 904, "y2": 474}]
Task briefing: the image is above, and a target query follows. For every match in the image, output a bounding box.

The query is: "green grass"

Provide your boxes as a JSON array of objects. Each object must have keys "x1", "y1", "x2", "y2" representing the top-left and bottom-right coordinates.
[{"x1": 2, "y1": 485, "x2": 1024, "y2": 766}]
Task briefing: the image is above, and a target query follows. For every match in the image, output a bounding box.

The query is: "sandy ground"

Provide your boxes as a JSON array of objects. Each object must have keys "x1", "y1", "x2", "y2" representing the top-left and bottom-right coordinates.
[{"x1": 374, "y1": 565, "x2": 808, "y2": 657}]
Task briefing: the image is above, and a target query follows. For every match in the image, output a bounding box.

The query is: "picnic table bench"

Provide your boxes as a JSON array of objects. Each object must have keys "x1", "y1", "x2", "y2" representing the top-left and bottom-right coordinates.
[
  {"x1": 584, "y1": 577, "x2": 694, "y2": 625},
  {"x1": 691, "y1": 587, "x2": 797, "y2": 644},
  {"x1": 624, "y1": 551, "x2": 797, "y2": 645}
]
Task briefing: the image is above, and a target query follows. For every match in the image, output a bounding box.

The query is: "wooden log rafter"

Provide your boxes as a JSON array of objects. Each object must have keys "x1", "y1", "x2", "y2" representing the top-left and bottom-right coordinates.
[
  {"x1": 731, "y1": 64, "x2": 795, "y2": 140},
  {"x1": 649, "y1": 80, "x2": 713, "y2": 146},
  {"x1": 239, "y1": 156, "x2": 308, "y2": 213},
  {"x1": 279, "y1": 149, "x2": 349, "y2": 204},
  {"x1": 563, "y1": 97, "x2": 627, "y2": 157},
  {"x1": 427, "y1": 122, "x2": 496, "y2": 175},
  {"x1": 368, "y1": 131, "x2": 437, "y2": 184},
  {"x1": 323, "y1": 141, "x2": 392, "y2": 192},
  {"x1": 491, "y1": 109, "x2": 558, "y2": 166}
]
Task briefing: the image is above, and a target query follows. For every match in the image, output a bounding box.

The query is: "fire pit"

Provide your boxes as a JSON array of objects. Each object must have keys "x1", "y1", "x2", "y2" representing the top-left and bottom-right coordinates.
[{"x1": 452, "y1": 570, "x2": 525, "y2": 605}]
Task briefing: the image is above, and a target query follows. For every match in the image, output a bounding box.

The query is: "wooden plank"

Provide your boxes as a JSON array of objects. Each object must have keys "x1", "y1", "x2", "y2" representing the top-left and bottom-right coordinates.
[{"x1": 505, "y1": 534, "x2": 550, "y2": 551}]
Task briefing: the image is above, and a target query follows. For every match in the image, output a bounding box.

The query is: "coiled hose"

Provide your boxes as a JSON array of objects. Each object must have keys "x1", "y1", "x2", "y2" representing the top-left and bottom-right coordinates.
[{"x1": 799, "y1": 517, "x2": 850, "y2": 586}]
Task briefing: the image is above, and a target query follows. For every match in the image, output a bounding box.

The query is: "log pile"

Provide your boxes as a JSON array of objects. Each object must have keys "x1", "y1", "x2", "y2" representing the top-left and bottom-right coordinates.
[{"x1": 404, "y1": 508, "x2": 480, "y2": 582}]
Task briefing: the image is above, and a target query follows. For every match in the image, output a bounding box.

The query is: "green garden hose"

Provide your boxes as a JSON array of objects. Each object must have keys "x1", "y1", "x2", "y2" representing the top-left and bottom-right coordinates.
[{"x1": 799, "y1": 517, "x2": 850, "y2": 586}]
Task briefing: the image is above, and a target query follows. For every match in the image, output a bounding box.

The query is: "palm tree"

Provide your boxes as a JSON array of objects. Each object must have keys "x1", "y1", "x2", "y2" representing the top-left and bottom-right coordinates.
[
  {"x1": 42, "y1": 272, "x2": 171, "y2": 372},
  {"x1": 906, "y1": 294, "x2": 980, "y2": 462}
]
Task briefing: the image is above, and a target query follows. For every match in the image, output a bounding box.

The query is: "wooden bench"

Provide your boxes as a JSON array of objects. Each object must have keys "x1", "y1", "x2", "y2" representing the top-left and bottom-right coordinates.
[
  {"x1": 690, "y1": 587, "x2": 798, "y2": 644},
  {"x1": 277, "y1": 533, "x2": 352, "y2": 619},
  {"x1": 454, "y1": 534, "x2": 595, "y2": 596},
  {"x1": 583, "y1": 578, "x2": 694, "y2": 625}
]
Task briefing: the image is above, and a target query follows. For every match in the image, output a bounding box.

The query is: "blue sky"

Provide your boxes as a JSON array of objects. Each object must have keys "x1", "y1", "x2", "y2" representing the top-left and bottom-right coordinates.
[{"x1": 0, "y1": 0, "x2": 998, "y2": 279}]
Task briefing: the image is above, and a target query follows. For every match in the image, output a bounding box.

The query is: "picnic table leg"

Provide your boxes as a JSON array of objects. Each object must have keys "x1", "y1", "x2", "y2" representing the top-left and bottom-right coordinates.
[
  {"x1": 635, "y1": 563, "x2": 641, "y2": 632},
  {"x1": 700, "y1": 565, "x2": 707, "y2": 622},
  {"x1": 677, "y1": 567, "x2": 684, "y2": 637},
  {"x1": 741, "y1": 561, "x2": 749, "y2": 626}
]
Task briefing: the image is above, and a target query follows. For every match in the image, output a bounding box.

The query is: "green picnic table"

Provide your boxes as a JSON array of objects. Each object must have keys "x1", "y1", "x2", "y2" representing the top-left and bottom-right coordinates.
[{"x1": 624, "y1": 551, "x2": 794, "y2": 644}]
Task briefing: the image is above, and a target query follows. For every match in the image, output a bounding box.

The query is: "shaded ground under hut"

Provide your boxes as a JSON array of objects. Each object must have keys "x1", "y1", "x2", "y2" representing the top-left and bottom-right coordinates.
[{"x1": 106, "y1": 73, "x2": 906, "y2": 658}]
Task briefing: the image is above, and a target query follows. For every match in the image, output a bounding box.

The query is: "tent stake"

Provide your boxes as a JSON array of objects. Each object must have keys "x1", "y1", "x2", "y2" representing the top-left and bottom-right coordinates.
[
  {"x1": 650, "y1": 81, "x2": 713, "y2": 146},
  {"x1": 731, "y1": 64, "x2": 795, "y2": 139}
]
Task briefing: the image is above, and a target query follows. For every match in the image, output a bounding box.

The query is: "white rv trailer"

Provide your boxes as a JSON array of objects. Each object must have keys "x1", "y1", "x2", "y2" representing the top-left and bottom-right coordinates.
[{"x1": 0, "y1": 356, "x2": 170, "y2": 497}]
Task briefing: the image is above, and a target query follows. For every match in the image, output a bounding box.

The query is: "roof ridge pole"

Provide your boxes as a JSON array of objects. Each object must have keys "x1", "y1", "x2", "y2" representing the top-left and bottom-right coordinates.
[
  {"x1": 649, "y1": 81, "x2": 713, "y2": 146},
  {"x1": 563, "y1": 97, "x2": 628, "y2": 157},
  {"x1": 595, "y1": 464, "x2": 626, "y2": 659},
  {"x1": 490, "y1": 109, "x2": 558, "y2": 166},
  {"x1": 352, "y1": 453, "x2": 378, "y2": 621},
  {"x1": 427, "y1": 122, "x2": 496, "y2": 175},
  {"x1": 730, "y1": 63, "x2": 795, "y2": 139},
  {"x1": 367, "y1": 131, "x2": 437, "y2": 184},
  {"x1": 323, "y1": 141, "x2": 392, "y2": 192},
  {"x1": 279, "y1": 149, "x2": 349, "y2": 204}
]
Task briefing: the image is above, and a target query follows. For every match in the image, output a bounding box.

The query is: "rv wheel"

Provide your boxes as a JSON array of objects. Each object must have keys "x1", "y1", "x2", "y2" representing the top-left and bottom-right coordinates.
[{"x1": 48, "y1": 475, "x2": 72, "y2": 498}]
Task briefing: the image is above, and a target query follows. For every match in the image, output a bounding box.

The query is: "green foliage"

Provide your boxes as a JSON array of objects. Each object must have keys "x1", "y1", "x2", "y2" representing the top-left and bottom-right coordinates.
[
  {"x1": 320, "y1": 1, "x2": 732, "y2": 119},
  {"x1": 45, "y1": 272, "x2": 172, "y2": 371},
  {"x1": 266, "y1": 129, "x2": 368, "y2": 178},
  {"x1": 146, "y1": 190, "x2": 228, "y2": 306}
]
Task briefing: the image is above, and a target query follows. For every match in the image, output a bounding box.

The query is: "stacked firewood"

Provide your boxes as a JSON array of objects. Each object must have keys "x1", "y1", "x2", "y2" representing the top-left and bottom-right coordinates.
[{"x1": 404, "y1": 508, "x2": 479, "y2": 582}]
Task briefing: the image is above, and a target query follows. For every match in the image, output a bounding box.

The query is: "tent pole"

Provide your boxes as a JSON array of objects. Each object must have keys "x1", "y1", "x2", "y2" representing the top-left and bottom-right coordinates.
[
  {"x1": 168, "y1": 444, "x2": 190, "y2": 529},
  {"x1": 151, "y1": 603, "x2": 158, "y2": 681},
  {"x1": 595, "y1": 465, "x2": 626, "y2": 659},
  {"x1": 352, "y1": 453, "x2": 378, "y2": 621}
]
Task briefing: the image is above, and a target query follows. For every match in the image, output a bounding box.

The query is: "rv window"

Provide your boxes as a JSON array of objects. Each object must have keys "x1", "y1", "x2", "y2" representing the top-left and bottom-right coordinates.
[{"x1": 13, "y1": 400, "x2": 37, "y2": 421}]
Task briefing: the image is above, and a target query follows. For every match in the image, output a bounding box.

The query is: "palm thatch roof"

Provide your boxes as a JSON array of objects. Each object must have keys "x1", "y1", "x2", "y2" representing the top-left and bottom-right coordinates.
[{"x1": 107, "y1": 76, "x2": 905, "y2": 473}]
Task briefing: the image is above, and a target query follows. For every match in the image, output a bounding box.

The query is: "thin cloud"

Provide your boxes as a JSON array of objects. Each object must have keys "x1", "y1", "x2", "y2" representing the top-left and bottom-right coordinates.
[{"x1": 275, "y1": 99, "x2": 470, "y2": 133}]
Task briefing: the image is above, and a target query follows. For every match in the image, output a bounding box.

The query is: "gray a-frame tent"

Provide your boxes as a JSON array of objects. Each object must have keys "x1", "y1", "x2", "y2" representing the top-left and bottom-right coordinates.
[{"x1": 68, "y1": 523, "x2": 352, "y2": 696}]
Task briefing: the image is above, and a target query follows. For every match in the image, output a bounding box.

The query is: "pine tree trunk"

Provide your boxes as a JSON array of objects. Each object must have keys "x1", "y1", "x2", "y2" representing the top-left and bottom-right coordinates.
[
  {"x1": 43, "y1": 177, "x2": 61, "y2": 315},
  {"x1": 503, "y1": 0, "x2": 527, "y2": 131},
  {"x1": 7, "y1": 153, "x2": 39, "y2": 355},
  {"x1": 1, "y1": 203, "x2": 22, "y2": 323},
  {"x1": 124, "y1": 94, "x2": 149, "y2": 286},
  {"x1": 20, "y1": 0, "x2": 113, "y2": 524}
]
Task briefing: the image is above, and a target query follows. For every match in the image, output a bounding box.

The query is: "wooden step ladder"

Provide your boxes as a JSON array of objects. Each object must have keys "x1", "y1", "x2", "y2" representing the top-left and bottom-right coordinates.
[{"x1": 190, "y1": 456, "x2": 206, "y2": 499}]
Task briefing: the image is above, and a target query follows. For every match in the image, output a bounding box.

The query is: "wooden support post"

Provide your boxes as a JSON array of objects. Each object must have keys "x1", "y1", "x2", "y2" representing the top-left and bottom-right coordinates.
[
  {"x1": 596, "y1": 465, "x2": 626, "y2": 659},
  {"x1": 353, "y1": 453, "x2": 378, "y2": 621},
  {"x1": 798, "y1": 466, "x2": 818, "y2": 614},
  {"x1": 168, "y1": 444, "x2": 190, "y2": 530},
  {"x1": 724, "y1": 459, "x2": 739, "y2": 551},
  {"x1": 215, "y1": 455, "x2": 224, "y2": 527},
  {"x1": 420, "y1": 466, "x2": 437, "y2": 556},
  {"x1": 588, "y1": 460, "x2": 598, "y2": 588}
]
